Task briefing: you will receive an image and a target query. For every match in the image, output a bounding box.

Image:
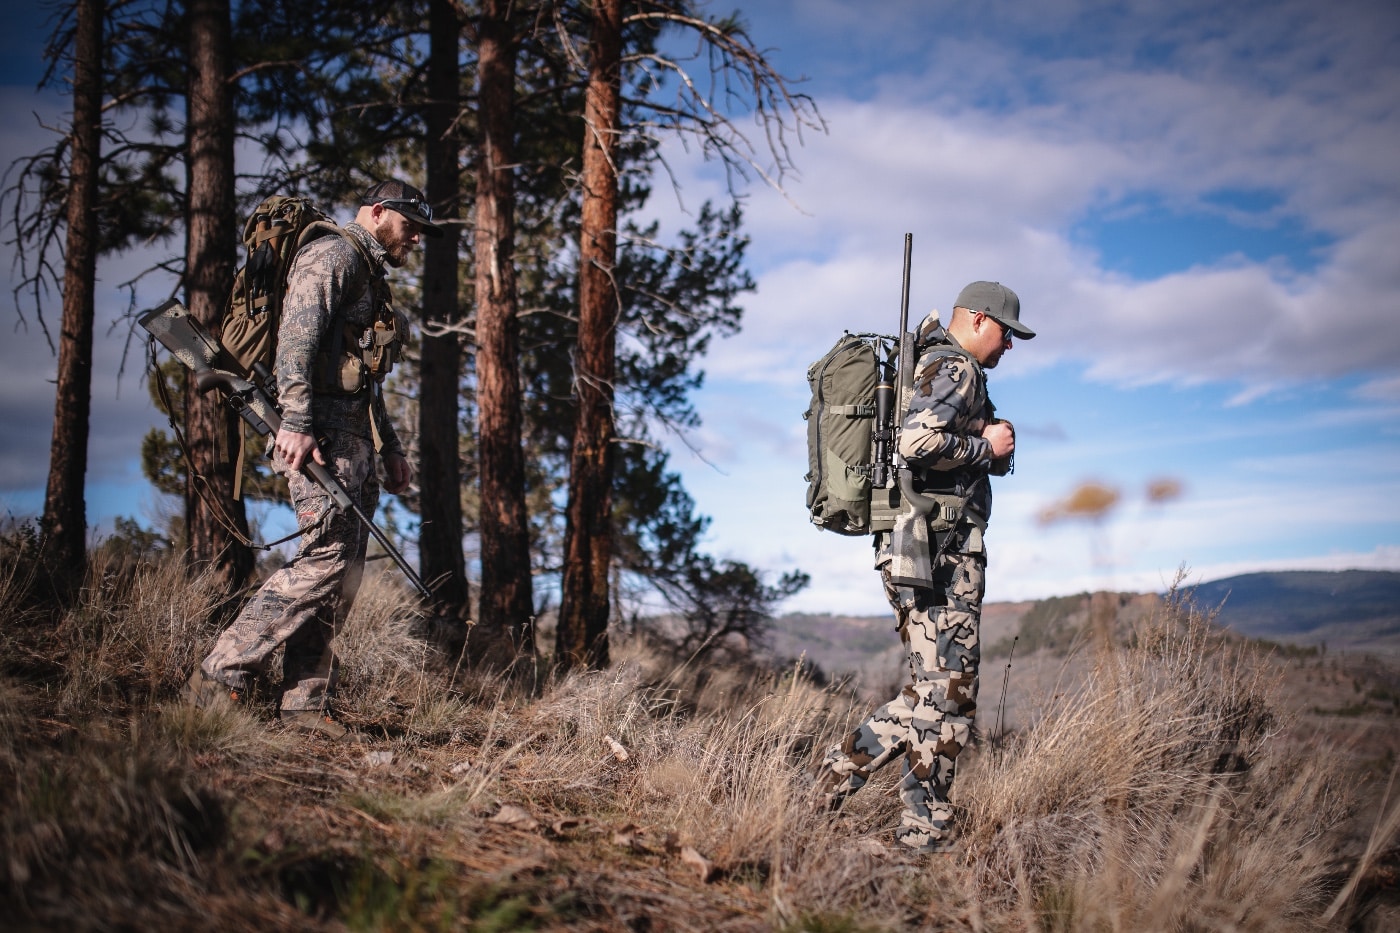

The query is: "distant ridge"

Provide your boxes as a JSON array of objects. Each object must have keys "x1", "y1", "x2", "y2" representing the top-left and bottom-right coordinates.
[
  {"x1": 1183, "y1": 569, "x2": 1400, "y2": 653},
  {"x1": 770, "y1": 571, "x2": 1400, "y2": 682}
]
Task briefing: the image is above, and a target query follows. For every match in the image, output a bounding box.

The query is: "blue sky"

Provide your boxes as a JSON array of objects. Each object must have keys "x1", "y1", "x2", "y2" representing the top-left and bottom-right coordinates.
[
  {"x1": 643, "y1": 0, "x2": 1400, "y2": 613},
  {"x1": 2, "y1": 0, "x2": 1398, "y2": 617}
]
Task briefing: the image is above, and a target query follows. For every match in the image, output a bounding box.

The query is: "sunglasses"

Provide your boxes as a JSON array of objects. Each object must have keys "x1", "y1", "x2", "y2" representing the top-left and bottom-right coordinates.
[
  {"x1": 982, "y1": 312, "x2": 1013, "y2": 345},
  {"x1": 375, "y1": 197, "x2": 434, "y2": 223}
]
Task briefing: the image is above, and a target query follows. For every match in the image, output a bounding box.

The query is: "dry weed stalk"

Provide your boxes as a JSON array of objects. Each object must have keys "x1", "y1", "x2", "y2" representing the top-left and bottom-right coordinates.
[{"x1": 1324, "y1": 764, "x2": 1400, "y2": 925}]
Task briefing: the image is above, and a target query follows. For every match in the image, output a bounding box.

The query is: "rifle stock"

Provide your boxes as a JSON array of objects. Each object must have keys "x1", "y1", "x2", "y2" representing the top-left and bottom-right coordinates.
[{"x1": 139, "y1": 300, "x2": 432, "y2": 600}]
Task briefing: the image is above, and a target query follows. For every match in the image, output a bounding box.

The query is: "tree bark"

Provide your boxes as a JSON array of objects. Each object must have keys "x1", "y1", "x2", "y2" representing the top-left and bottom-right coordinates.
[
  {"x1": 418, "y1": 0, "x2": 469, "y2": 614},
  {"x1": 41, "y1": 0, "x2": 104, "y2": 589},
  {"x1": 472, "y1": 0, "x2": 535, "y2": 664},
  {"x1": 557, "y1": 0, "x2": 622, "y2": 671},
  {"x1": 184, "y1": 0, "x2": 252, "y2": 592}
]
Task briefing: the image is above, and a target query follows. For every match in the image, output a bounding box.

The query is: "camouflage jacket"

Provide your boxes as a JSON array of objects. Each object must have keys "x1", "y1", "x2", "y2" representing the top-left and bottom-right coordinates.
[
  {"x1": 274, "y1": 222, "x2": 403, "y2": 457},
  {"x1": 897, "y1": 332, "x2": 995, "y2": 522}
]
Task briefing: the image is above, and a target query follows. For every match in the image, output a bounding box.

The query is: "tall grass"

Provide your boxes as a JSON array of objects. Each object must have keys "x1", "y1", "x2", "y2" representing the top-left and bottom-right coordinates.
[
  {"x1": 0, "y1": 536, "x2": 1392, "y2": 931},
  {"x1": 960, "y1": 593, "x2": 1348, "y2": 930}
]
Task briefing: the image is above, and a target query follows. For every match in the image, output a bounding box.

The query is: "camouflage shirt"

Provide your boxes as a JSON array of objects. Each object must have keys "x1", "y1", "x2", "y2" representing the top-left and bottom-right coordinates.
[
  {"x1": 274, "y1": 221, "x2": 403, "y2": 457},
  {"x1": 897, "y1": 333, "x2": 995, "y2": 521}
]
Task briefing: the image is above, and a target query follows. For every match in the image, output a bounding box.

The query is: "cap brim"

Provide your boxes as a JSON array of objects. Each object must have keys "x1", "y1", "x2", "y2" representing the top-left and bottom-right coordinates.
[
  {"x1": 386, "y1": 206, "x2": 445, "y2": 238},
  {"x1": 988, "y1": 313, "x2": 1035, "y2": 339}
]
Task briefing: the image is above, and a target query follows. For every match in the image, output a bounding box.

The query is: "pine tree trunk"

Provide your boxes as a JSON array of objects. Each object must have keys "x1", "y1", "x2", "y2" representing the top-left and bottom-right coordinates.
[
  {"x1": 41, "y1": 0, "x2": 103, "y2": 589},
  {"x1": 557, "y1": 0, "x2": 622, "y2": 671},
  {"x1": 184, "y1": 0, "x2": 252, "y2": 592},
  {"x1": 472, "y1": 0, "x2": 535, "y2": 665},
  {"x1": 418, "y1": 0, "x2": 469, "y2": 614}
]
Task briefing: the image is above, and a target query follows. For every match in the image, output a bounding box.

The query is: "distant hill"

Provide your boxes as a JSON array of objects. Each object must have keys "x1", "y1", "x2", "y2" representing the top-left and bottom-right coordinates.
[
  {"x1": 769, "y1": 571, "x2": 1400, "y2": 687},
  {"x1": 768, "y1": 600, "x2": 1077, "y2": 696},
  {"x1": 1183, "y1": 569, "x2": 1400, "y2": 654},
  {"x1": 765, "y1": 611, "x2": 905, "y2": 693}
]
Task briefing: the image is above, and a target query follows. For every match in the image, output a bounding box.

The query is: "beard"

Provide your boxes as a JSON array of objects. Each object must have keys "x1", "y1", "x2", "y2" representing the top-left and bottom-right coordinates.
[{"x1": 377, "y1": 220, "x2": 415, "y2": 267}]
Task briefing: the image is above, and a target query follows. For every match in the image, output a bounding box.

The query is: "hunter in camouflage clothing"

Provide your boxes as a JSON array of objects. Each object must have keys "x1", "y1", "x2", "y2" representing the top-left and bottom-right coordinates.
[
  {"x1": 186, "y1": 180, "x2": 442, "y2": 739},
  {"x1": 816, "y1": 281, "x2": 1034, "y2": 852}
]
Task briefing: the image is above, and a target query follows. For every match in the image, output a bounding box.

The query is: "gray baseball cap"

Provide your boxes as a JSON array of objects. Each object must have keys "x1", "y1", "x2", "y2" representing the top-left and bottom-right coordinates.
[{"x1": 954, "y1": 281, "x2": 1034, "y2": 339}]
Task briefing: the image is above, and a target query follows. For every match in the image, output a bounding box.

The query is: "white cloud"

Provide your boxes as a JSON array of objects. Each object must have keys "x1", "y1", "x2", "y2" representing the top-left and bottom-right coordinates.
[
  {"x1": 664, "y1": 1, "x2": 1400, "y2": 392},
  {"x1": 1357, "y1": 376, "x2": 1400, "y2": 402}
]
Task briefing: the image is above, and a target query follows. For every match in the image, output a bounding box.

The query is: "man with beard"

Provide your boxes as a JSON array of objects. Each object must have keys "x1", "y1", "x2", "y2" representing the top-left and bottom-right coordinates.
[
  {"x1": 185, "y1": 179, "x2": 443, "y2": 739},
  {"x1": 814, "y1": 281, "x2": 1034, "y2": 852}
]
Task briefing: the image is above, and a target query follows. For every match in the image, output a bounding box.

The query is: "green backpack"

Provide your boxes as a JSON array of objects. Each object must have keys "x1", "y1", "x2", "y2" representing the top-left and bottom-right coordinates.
[
  {"x1": 803, "y1": 332, "x2": 897, "y2": 535},
  {"x1": 217, "y1": 195, "x2": 347, "y2": 390}
]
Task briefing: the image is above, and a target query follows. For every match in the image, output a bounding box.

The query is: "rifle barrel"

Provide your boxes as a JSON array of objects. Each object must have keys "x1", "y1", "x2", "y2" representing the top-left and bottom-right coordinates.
[
  {"x1": 899, "y1": 232, "x2": 913, "y2": 337},
  {"x1": 892, "y1": 233, "x2": 938, "y2": 517}
]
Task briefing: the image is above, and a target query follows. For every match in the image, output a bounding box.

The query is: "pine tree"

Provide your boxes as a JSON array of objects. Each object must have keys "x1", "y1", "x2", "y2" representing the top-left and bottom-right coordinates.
[
  {"x1": 419, "y1": 0, "x2": 470, "y2": 615},
  {"x1": 472, "y1": 0, "x2": 536, "y2": 661},
  {"x1": 37, "y1": 0, "x2": 105, "y2": 591},
  {"x1": 183, "y1": 0, "x2": 254, "y2": 591},
  {"x1": 553, "y1": 1, "x2": 823, "y2": 670},
  {"x1": 557, "y1": 0, "x2": 624, "y2": 670}
]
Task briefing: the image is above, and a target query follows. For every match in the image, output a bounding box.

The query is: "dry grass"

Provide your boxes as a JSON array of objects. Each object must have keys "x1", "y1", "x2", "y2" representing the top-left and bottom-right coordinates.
[
  {"x1": 1, "y1": 540, "x2": 1395, "y2": 931},
  {"x1": 961, "y1": 594, "x2": 1349, "y2": 930}
]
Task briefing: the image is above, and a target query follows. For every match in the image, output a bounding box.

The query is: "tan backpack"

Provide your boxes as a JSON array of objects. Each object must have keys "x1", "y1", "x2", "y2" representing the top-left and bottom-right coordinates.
[{"x1": 217, "y1": 194, "x2": 347, "y2": 391}]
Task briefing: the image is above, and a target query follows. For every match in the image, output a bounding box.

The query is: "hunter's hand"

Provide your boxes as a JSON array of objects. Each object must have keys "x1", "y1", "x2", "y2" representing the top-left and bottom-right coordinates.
[
  {"x1": 383, "y1": 451, "x2": 413, "y2": 495},
  {"x1": 982, "y1": 420, "x2": 1016, "y2": 460},
  {"x1": 275, "y1": 428, "x2": 324, "y2": 472}
]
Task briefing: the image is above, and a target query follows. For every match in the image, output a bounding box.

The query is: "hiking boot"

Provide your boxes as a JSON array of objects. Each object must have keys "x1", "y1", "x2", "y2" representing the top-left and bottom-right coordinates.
[
  {"x1": 182, "y1": 669, "x2": 243, "y2": 710},
  {"x1": 896, "y1": 825, "x2": 959, "y2": 855},
  {"x1": 281, "y1": 709, "x2": 366, "y2": 743},
  {"x1": 911, "y1": 838, "x2": 959, "y2": 855}
]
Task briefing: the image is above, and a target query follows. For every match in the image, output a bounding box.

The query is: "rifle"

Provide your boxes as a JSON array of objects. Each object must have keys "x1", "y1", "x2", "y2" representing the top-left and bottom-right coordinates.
[
  {"x1": 870, "y1": 234, "x2": 942, "y2": 521},
  {"x1": 876, "y1": 234, "x2": 948, "y2": 588},
  {"x1": 893, "y1": 236, "x2": 943, "y2": 518},
  {"x1": 139, "y1": 299, "x2": 433, "y2": 600},
  {"x1": 867, "y1": 237, "x2": 910, "y2": 532}
]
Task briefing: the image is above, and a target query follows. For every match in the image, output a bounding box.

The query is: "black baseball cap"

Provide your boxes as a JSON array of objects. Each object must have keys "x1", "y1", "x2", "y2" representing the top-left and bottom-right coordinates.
[
  {"x1": 361, "y1": 179, "x2": 445, "y2": 238},
  {"x1": 954, "y1": 281, "x2": 1034, "y2": 339}
]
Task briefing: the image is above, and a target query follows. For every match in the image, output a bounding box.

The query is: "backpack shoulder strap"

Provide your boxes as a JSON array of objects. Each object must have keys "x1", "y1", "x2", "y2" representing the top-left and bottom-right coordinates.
[
  {"x1": 294, "y1": 218, "x2": 344, "y2": 250},
  {"x1": 917, "y1": 336, "x2": 984, "y2": 381}
]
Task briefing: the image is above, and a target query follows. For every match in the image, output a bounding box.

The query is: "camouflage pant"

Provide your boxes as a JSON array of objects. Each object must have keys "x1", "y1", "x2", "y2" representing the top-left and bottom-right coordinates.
[
  {"x1": 821, "y1": 529, "x2": 986, "y2": 851},
  {"x1": 202, "y1": 429, "x2": 378, "y2": 712}
]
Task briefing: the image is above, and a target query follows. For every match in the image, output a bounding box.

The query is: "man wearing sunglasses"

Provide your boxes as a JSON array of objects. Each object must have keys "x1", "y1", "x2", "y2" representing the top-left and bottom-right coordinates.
[
  {"x1": 815, "y1": 280, "x2": 1034, "y2": 854},
  {"x1": 188, "y1": 179, "x2": 443, "y2": 740}
]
